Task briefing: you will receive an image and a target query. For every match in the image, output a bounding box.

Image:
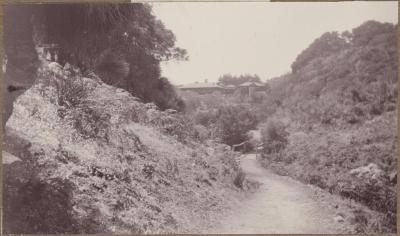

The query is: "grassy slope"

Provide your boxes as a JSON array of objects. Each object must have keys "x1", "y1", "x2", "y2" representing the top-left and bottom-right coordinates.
[
  {"x1": 3, "y1": 64, "x2": 250, "y2": 234},
  {"x1": 258, "y1": 22, "x2": 397, "y2": 233}
]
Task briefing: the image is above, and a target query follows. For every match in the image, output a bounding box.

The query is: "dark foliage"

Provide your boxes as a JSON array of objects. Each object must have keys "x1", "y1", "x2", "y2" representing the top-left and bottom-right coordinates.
[
  {"x1": 38, "y1": 3, "x2": 187, "y2": 110},
  {"x1": 3, "y1": 5, "x2": 40, "y2": 128},
  {"x1": 259, "y1": 21, "x2": 397, "y2": 233},
  {"x1": 291, "y1": 31, "x2": 349, "y2": 73},
  {"x1": 260, "y1": 121, "x2": 288, "y2": 154},
  {"x1": 215, "y1": 105, "x2": 258, "y2": 146},
  {"x1": 218, "y1": 74, "x2": 261, "y2": 87},
  {"x1": 3, "y1": 161, "x2": 83, "y2": 234},
  {"x1": 4, "y1": 3, "x2": 187, "y2": 112}
]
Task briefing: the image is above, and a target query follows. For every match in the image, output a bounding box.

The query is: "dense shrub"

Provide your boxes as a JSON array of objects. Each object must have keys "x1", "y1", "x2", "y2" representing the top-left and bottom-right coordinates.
[
  {"x1": 70, "y1": 105, "x2": 111, "y2": 140},
  {"x1": 151, "y1": 77, "x2": 185, "y2": 111},
  {"x1": 4, "y1": 3, "x2": 188, "y2": 116},
  {"x1": 193, "y1": 110, "x2": 217, "y2": 127},
  {"x1": 257, "y1": 21, "x2": 397, "y2": 233},
  {"x1": 214, "y1": 105, "x2": 258, "y2": 146},
  {"x1": 181, "y1": 90, "x2": 260, "y2": 147},
  {"x1": 193, "y1": 124, "x2": 210, "y2": 141},
  {"x1": 260, "y1": 120, "x2": 288, "y2": 155},
  {"x1": 179, "y1": 91, "x2": 202, "y2": 113},
  {"x1": 259, "y1": 115, "x2": 397, "y2": 233},
  {"x1": 54, "y1": 75, "x2": 90, "y2": 109},
  {"x1": 291, "y1": 31, "x2": 349, "y2": 73},
  {"x1": 233, "y1": 170, "x2": 246, "y2": 189},
  {"x1": 146, "y1": 107, "x2": 198, "y2": 143},
  {"x1": 94, "y1": 50, "x2": 130, "y2": 87},
  {"x1": 352, "y1": 20, "x2": 396, "y2": 47},
  {"x1": 180, "y1": 91, "x2": 230, "y2": 113}
]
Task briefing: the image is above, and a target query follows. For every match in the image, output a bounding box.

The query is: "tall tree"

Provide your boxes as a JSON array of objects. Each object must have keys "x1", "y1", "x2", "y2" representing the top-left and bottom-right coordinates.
[
  {"x1": 3, "y1": 3, "x2": 188, "y2": 128},
  {"x1": 291, "y1": 31, "x2": 349, "y2": 73}
]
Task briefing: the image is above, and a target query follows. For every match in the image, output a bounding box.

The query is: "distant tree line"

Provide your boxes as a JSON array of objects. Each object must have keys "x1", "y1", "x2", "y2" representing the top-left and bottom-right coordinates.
[
  {"x1": 291, "y1": 20, "x2": 397, "y2": 73},
  {"x1": 217, "y1": 74, "x2": 261, "y2": 87}
]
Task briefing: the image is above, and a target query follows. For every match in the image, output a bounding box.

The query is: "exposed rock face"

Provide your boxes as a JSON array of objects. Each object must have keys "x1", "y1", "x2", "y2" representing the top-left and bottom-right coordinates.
[{"x1": 3, "y1": 64, "x2": 246, "y2": 234}]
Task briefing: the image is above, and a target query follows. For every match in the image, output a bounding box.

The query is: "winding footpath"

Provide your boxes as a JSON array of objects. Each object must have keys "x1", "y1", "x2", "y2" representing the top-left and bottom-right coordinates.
[{"x1": 211, "y1": 154, "x2": 353, "y2": 234}]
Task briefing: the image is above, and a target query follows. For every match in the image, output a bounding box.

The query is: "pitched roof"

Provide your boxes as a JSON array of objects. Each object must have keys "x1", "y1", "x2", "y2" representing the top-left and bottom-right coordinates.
[
  {"x1": 238, "y1": 82, "x2": 265, "y2": 87},
  {"x1": 179, "y1": 82, "x2": 222, "y2": 89}
]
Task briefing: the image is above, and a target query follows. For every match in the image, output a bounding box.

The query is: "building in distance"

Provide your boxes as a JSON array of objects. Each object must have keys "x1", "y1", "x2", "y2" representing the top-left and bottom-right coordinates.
[
  {"x1": 177, "y1": 79, "x2": 269, "y2": 96},
  {"x1": 177, "y1": 80, "x2": 225, "y2": 94}
]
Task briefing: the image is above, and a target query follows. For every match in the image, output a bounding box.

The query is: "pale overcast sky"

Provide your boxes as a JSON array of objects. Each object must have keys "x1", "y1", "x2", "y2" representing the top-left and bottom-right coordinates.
[{"x1": 151, "y1": 1, "x2": 398, "y2": 85}]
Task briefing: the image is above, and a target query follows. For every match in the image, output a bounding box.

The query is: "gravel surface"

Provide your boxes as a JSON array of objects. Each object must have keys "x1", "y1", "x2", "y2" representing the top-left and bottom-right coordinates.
[{"x1": 208, "y1": 154, "x2": 356, "y2": 234}]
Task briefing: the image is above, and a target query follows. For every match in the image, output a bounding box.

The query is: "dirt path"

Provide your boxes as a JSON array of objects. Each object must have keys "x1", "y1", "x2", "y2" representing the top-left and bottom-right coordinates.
[{"x1": 210, "y1": 154, "x2": 353, "y2": 234}]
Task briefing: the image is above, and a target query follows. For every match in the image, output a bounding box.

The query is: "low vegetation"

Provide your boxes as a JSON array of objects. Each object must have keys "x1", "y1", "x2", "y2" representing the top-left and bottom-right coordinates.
[
  {"x1": 3, "y1": 2, "x2": 396, "y2": 234},
  {"x1": 180, "y1": 91, "x2": 259, "y2": 147},
  {"x1": 3, "y1": 64, "x2": 254, "y2": 234},
  {"x1": 257, "y1": 20, "x2": 397, "y2": 233}
]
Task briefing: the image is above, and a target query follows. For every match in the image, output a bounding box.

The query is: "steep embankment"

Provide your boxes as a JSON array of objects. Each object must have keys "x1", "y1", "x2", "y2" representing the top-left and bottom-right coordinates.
[{"x1": 3, "y1": 63, "x2": 251, "y2": 234}]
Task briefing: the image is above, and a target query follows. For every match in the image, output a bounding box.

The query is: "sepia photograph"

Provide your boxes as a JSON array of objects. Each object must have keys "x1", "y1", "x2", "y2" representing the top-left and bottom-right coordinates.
[{"x1": 2, "y1": 1, "x2": 398, "y2": 234}]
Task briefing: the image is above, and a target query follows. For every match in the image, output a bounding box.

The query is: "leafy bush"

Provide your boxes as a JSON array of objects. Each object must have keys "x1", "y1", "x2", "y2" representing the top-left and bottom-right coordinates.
[
  {"x1": 70, "y1": 105, "x2": 111, "y2": 140},
  {"x1": 5, "y1": 3, "x2": 188, "y2": 113},
  {"x1": 352, "y1": 20, "x2": 396, "y2": 47},
  {"x1": 233, "y1": 170, "x2": 246, "y2": 189},
  {"x1": 193, "y1": 110, "x2": 217, "y2": 127},
  {"x1": 214, "y1": 104, "x2": 258, "y2": 146},
  {"x1": 55, "y1": 75, "x2": 89, "y2": 109},
  {"x1": 151, "y1": 77, "x2": 185, "y2": 111},
  {"x1": 146, "y1": 108, "x2": 197, "y2": 143},
  {"x1": 193, "y1": 124, "x2": 210, "y2": 141},
  {"x1": 179, "y1": 91, "x2": 202, "y2": 113},
  {"x1": 291, "y1": 32, "x2": 349, "y2": 73},
  {"x1": 180, "y1": 90, "x2": 230, "y2": 113},
  {"x1": 260, "y1": 120, "x2": 288, "y2": 154},
  {"x1": 350, "y1": 208, "x2": 396, "y2": 234},
  {"x1": 94, "y1": 50, "x2": 130, "y2": 86},
  {"x1": 181, "y1": 91, "x2": 261, "y2": 147},
  {"x1": 36, "y1": 66, "x2": 91, "y2": 109},
  {"x1": 257, "y1": 21, "x2": 397, "y2": 233}
]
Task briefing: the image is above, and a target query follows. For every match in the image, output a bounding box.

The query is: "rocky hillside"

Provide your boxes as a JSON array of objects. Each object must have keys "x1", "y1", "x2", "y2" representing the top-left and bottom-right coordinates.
[
  {"x1": 258, "y1": 21, "x2": 397, "y2": 233},
  {"x1": 3, "y1": 63, "x2": 252, "y2": 234}
]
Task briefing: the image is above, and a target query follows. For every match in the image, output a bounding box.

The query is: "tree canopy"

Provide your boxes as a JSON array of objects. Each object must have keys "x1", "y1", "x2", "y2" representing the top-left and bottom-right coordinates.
[
  {"x1": 291, "y1": 20, "x2": 397, "y2": 73},
  {"x1": 291, "y1": 31, "x2": 349, "y2": 73},
  {"x1": 217, "y1": 74, "x2": 261, "y2": 87},
  {"x1": 4, "y1": 3, "x2": 188, "y2": 111}
]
